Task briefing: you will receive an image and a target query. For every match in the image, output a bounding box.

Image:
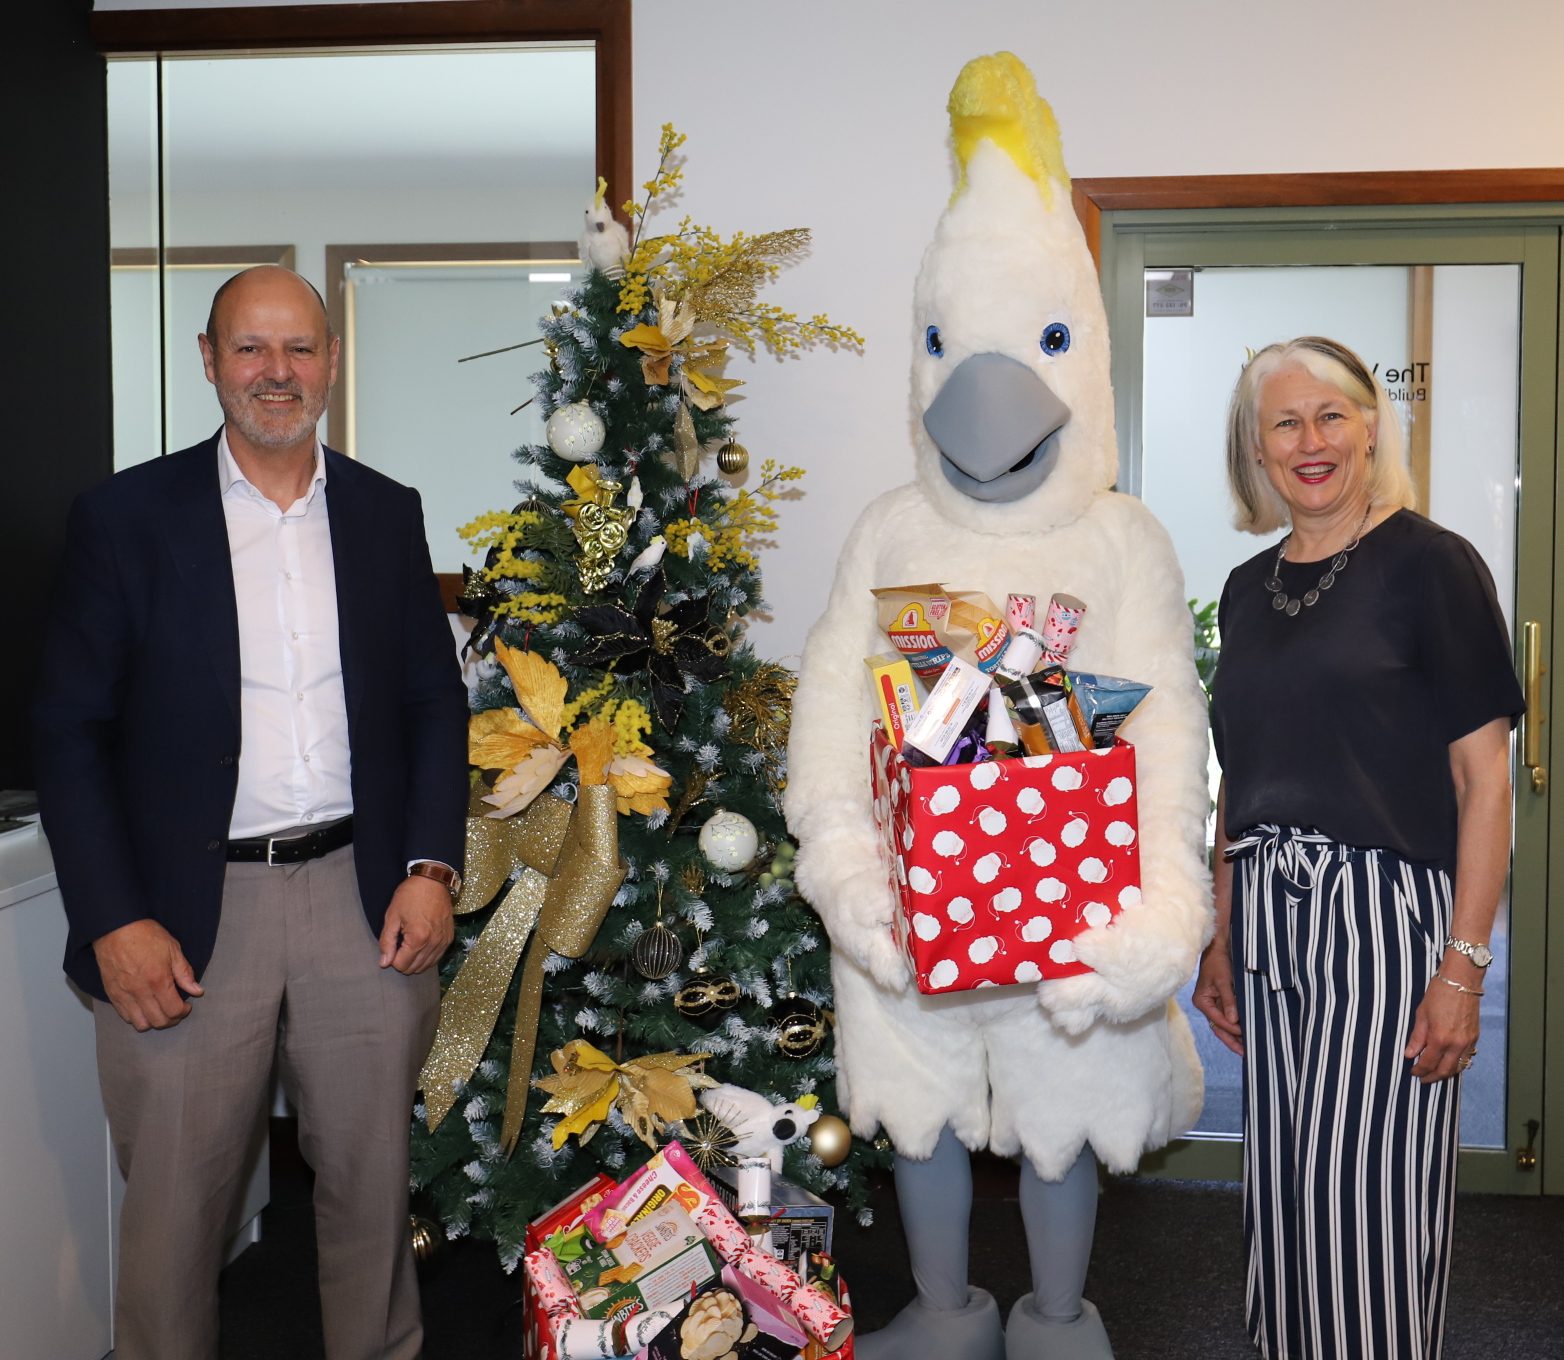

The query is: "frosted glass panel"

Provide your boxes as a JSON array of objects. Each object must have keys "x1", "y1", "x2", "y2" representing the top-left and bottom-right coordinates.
[
  {"x1": 107, "y1": 59, "x2": 161, "y2": 471},
  {"x1": 346, "y1": 262, "x2": 585, "y2": 572},
  {"x1": 1144, "y1": 264, "x2": 1520, "y2": 1150},
  {"x1": 106, "y1": 44, "x2": 595, "y2": 482}
]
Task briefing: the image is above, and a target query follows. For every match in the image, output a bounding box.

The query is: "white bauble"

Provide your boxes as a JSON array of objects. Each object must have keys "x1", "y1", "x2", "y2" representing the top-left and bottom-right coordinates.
[
  {"x1": 545, "y1": 402, "x2": 606, "y2": 461},
  {"x1": 698, "y1": 809, "x2": 760, "y2": 871}
]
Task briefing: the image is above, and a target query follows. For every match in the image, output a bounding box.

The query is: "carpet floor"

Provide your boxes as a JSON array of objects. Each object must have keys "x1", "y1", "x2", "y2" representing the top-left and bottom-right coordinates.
[{"x1": 212, "y1": 1120, "x2": 1564, "y2": 1359}]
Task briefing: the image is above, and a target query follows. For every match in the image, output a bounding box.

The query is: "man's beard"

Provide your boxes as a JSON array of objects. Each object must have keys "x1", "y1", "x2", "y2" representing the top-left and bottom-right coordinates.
[{"x1": 220, "y1": 381, "x2": 326, "y2": 449}]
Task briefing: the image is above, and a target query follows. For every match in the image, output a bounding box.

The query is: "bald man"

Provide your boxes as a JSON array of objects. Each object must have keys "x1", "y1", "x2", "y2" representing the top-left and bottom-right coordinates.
[{"x1": 34, "y1": 266, "x2": 468, "y2": 1359}]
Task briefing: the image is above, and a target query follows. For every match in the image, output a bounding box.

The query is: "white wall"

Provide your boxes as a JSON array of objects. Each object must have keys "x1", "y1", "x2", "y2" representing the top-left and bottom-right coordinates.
[
  {"x1": 96, "y1": 0, "x2": 1564, "y2": 659},
  {"x1": 627, "y1": 0, "x2": 1564, "y2": 661}
]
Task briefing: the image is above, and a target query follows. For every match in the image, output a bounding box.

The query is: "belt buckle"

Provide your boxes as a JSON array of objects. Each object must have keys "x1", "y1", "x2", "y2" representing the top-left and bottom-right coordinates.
[{"x1": 266, "y1": 835, "x2": 282, "y2": 867}]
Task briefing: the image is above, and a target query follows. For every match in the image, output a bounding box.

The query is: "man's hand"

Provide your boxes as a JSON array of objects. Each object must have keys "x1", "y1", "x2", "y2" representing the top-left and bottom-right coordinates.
[
  {"x1": 1191, "y1": 937, "x2": 1244, "y2": 1057},
  {"x1": 92, "y1": 919, "x2": 204, "y2": 1031},
  {"x1": 379, "y1": 874, "x2": 454, "y2": 974}
]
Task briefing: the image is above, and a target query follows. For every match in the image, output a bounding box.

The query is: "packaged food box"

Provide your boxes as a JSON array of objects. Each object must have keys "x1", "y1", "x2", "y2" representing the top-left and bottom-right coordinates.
[
  {"x1": 566, "y1": 1198, "x2": 724, "y2": 1322},
  {"x1": 869, "y1": 723, "x2": 1142, "y2": 993}
]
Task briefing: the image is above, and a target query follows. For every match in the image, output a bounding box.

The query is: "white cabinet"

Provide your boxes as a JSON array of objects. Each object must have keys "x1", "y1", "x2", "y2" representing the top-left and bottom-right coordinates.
[{"x1": 0, "y1": 823, "x2": 267, "y2": 1360}]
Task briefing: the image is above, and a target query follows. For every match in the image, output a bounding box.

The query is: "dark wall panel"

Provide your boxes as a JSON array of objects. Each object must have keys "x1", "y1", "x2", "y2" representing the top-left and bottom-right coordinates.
[{"x1": 2, "y1": 2, "x2": 112, "y2": 788}]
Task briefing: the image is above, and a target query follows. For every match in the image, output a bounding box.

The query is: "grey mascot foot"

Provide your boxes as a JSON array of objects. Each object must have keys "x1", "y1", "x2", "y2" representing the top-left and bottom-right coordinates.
[
  {"x1": 1005, "y1": 1295, "x2": 1113, "y2": 1360},
  {"x1": 856, "y1": 1287, "x2": 1005, "y2": 1360}
]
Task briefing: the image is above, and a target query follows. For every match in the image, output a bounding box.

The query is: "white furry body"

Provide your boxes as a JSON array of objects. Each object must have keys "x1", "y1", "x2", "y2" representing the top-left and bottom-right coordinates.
[
  {"x1": 786, "y1": 118, "x2": 1213, "y2": 1182},
  {"x1": 789, "y1": 485, "x2": 1211, "y2": 1178}
]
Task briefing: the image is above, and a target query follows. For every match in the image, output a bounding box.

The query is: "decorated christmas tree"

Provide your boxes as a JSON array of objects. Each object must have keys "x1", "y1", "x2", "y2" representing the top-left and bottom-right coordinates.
[{"x1": 410, "y1": 127, "x2": 886, "y2": 1267}]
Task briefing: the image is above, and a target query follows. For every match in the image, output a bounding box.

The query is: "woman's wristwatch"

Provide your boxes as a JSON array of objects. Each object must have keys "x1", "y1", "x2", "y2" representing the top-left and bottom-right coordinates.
[{"x1": 1444, "y1": 936, "x2": 1494, "y2": 968}]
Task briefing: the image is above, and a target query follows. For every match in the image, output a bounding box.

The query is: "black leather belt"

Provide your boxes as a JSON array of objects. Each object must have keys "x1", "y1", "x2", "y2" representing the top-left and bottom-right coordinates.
[{"x1": 226, "y1": 817, "x2": 354, "y2": 865}]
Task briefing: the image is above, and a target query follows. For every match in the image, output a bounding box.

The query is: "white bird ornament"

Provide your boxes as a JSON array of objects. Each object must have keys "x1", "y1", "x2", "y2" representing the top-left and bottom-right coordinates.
[
  {"x1": 698, "y1": 1083, "x2": 821, "y2": 1173},
  {"x1": 577, "y1": 176, "x2": 630, "y2": 277}
]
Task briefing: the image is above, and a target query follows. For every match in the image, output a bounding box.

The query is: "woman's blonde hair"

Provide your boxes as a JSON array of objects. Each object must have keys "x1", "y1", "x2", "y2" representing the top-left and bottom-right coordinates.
[{"x1": 1225, "y1": 335, "x2": 1417, "y2": 535}]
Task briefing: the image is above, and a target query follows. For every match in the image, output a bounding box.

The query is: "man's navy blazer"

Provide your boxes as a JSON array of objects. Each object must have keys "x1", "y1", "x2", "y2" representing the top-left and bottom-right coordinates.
[{"x1": 33, "y1": 433, "x2": 469, "y2": 1001}]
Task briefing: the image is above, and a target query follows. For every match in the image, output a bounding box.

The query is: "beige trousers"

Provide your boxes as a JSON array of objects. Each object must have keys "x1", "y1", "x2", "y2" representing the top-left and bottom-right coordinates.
[{"x1": 95, "y1": 844, "x2": 439, "y2": 1360}]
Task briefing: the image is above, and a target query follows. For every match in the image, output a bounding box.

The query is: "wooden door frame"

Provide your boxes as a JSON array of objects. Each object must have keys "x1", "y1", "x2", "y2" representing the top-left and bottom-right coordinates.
[{"x1": 1072, "y1": 169, "x2": 1564, "y2": 270}]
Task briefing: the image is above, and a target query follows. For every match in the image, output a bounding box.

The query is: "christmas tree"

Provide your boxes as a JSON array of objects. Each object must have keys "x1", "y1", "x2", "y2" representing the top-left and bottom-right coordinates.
[{"x1": 410, "y1": 127, "x2": 886, "y2": 1268}]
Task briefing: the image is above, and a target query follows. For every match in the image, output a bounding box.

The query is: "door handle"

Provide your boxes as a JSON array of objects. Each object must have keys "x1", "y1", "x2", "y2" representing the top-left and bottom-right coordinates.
[{"x1": 1522, "y1": 621, "x2": 1547, "y2": 794}]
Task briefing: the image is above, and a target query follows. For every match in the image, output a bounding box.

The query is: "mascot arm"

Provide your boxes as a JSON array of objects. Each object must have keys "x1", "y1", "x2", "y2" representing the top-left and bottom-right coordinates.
[
  {"x1": 1039, "y1": 506, "x2": 1214, "y2": 1033},
  {"x1": 786, "y1": 502, "x2": 911, "y2": 991}
]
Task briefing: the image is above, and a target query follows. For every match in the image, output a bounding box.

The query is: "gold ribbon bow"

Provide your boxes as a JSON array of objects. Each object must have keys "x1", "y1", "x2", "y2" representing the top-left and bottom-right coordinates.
[
  {"x1": 419, "y1": 786, "x2": 626, "y2": 1154},
  {"x1": 532, "y1": 1039, "x2": 714, "y2": 1149}
]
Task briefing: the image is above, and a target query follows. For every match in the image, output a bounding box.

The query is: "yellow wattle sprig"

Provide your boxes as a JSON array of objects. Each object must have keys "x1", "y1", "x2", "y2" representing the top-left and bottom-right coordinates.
[
  {"x1": 613, "y1": 125, "x2": 864, "y2": 358},
  {"x1": 599, "y1": 697, "x2": 655, "y2": 758},
  {"x1": 457, "y1": 508, "x2": 570, "y2": 625},
  {"x1": 559, "y1": 670, "x2": 616, "y2": 728},
  {"x1": 665, "y1": 460, "x2": 805, "y2": 572}
]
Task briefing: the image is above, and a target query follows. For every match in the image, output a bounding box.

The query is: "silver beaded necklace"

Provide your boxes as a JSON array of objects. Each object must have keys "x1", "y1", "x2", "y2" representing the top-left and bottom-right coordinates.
[{"x1": 1264, "y1": 502, "x2": 1374, "y2": 617}]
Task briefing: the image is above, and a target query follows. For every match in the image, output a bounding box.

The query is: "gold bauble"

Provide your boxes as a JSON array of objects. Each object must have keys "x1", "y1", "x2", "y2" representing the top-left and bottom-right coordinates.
[
  {"x1": 807, "y1": 1114, "x2": 852, "y2": 1167},
  {"x1": 631, "y1": 921, "x2": 684, "y2": 979},
  {"x1": 410, "y1": 1214, "x2": 444, "y2": 1269},
  {"x1": 717, "y1": 441, "x2": 750, "y2": 475}
]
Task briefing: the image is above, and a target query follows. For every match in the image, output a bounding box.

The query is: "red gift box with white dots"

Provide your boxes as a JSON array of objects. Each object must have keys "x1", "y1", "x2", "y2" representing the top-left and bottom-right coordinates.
[{"x1": 869, "y1": 724, "x2": 1142, "y2": 993}]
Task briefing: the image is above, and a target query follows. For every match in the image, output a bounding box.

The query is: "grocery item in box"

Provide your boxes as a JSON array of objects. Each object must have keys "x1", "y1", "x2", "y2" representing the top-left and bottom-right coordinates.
[
  {"x1": 523, "y1": 1174, "x2": 619, "y2": 1360},
  {"x1": 902, "y1": 655, "x2": 991, "y2": 764},
  {"x1": 872, "y1": 585, "x2": 1009, "y2": 683},
  {"x1": 869, "y1": 723, "x2": 1142, "y2": 993},
  {"x1": 525, "y1": 1246, "x2": 672, "y2": 1360},
  {"x1": 709, "y1": 1165, "x2": 835, "y2": 1268},
  {"x1": 643, "y1": 1266, "x2": 806, "y2": 1360},
  {"x1": 565, "y1": 1198, "x2": 724, "y2": 1320},
  {"x1": 864, "y1": 654, "x2": 921, "y2": 749},
  {"x1": 582, "y1": 1141, "x2": 718, "y2": 1244}
]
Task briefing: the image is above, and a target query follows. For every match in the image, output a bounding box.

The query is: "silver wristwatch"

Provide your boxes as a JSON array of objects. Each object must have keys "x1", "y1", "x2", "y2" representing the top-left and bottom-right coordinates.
[{"x1": 1444, "y1": 936, "x2": 1494, "y2": 969}]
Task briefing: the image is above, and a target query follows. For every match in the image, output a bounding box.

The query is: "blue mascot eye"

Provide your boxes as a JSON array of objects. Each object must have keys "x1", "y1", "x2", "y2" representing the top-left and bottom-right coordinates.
[
  {"x1": 925, "y1": 324, "x2": 944, "y2": 357},
  {"x1": 1040, "y1": 322, "x2": 1071, "y2": 355}
]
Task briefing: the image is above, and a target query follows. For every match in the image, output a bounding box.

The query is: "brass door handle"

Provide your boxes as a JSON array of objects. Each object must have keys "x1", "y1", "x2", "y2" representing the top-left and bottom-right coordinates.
[{"x1": 1523, "y1": 621, "x2": 1547, "y2": 794}]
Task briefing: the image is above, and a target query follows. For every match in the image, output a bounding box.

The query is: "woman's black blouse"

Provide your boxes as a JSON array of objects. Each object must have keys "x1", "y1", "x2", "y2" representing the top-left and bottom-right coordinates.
[{"x1": 1211, "y1": 509, "x2": 1525, "y2": 869}]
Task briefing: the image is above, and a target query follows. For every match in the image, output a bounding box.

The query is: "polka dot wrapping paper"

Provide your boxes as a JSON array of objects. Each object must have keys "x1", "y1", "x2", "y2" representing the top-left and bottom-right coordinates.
[{"x1": 869, "y1": 723, "x2": 1142, "y2": 993}]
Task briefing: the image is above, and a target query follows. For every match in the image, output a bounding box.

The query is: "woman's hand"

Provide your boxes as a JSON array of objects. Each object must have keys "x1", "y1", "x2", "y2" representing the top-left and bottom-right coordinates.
[
  {"x1": 1405, "y1": 977, "x2": 1481, "y2": 1083},
  {"x1": 1191, "y1": 936, "x2": 1244, "y2": 1057}
]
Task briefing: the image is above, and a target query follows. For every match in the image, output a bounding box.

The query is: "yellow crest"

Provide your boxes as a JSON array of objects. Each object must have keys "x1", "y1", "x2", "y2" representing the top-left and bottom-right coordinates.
[{"x1": 948, "y1": 52, "x2": 1068, "y2": 207}]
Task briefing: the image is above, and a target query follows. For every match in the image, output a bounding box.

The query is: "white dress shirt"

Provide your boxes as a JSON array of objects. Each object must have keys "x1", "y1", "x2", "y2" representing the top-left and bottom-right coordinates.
[{"x1": 219, "y1": 433, "x2": 354, "y2": 838}]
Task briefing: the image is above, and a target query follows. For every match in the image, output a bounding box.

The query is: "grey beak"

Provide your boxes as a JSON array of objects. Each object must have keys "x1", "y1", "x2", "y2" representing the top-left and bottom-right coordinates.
[{"x1": 923, "y1": 352, "x2": 1071, "y2": 503}]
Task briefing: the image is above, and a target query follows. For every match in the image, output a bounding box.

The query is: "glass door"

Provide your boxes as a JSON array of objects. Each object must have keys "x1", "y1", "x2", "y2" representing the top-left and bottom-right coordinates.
[{"x1": 1103, "y1": 224, "x2": 1556, "y2": 1194}]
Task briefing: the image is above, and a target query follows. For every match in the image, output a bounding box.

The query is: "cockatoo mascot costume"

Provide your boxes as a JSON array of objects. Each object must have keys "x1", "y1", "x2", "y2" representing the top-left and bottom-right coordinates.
[{"x1": 787, "y1": 54, "x2": 1210, "y2": 1360}]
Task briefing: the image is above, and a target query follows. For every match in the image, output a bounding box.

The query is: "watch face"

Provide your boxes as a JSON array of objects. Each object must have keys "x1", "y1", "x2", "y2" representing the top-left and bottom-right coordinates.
[{"x1": 1472, "y1": 943, "x2": 1494, "y2": 968}]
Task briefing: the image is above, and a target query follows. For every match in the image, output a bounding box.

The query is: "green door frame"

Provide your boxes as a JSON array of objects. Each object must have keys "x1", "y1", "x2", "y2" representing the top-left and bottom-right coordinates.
[{"x1": 1095, "y1": 204, "x2": 1561, "y2": 1195}]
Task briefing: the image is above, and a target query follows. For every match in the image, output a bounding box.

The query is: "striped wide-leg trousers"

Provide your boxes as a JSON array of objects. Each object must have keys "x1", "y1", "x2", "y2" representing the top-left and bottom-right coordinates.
[{"x1": 1228, "y1": 826, "x2": 1461, "y2": 1360}]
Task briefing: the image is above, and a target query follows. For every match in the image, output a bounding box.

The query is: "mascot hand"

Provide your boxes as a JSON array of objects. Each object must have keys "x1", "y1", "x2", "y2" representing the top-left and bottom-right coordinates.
[
  {"x1": 1037, "y1": 876, "x2": 1207, "y2": 1033},
  {"x1": 794, "y1": 827, "x2": 911, "y2": 992}
]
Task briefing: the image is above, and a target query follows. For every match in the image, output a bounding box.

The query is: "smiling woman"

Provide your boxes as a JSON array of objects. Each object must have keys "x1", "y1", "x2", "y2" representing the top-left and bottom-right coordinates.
[{"x1": 1196, "y1": 333, "x2": 1524, "y2": 1359}]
